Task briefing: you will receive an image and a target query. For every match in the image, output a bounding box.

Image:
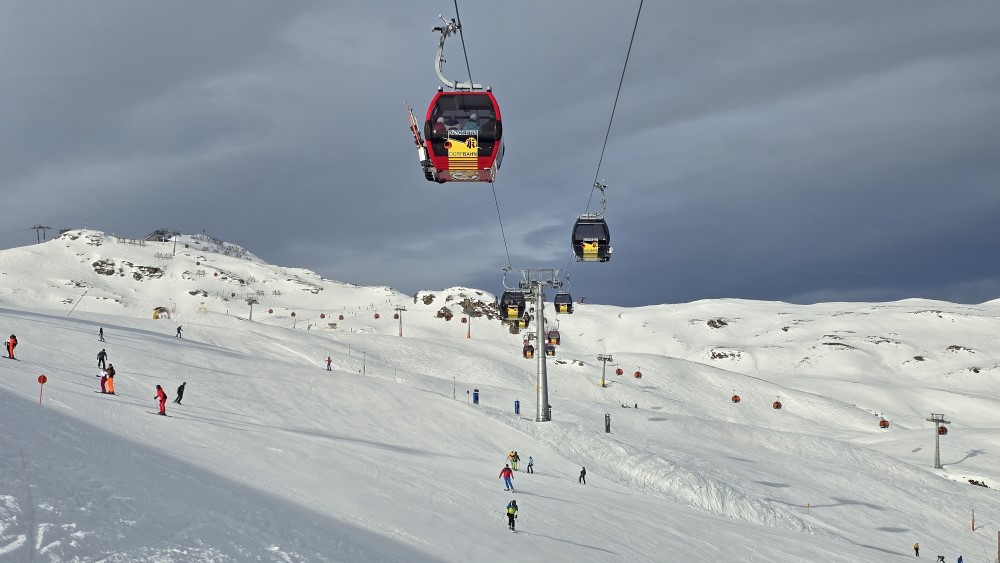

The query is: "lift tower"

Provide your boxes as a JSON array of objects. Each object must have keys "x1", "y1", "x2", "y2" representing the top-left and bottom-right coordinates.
[
  {"x1": 519, "y1": 269, "x2": 561, "y2": 422},
  {"x1": 926, "y1": 413, "x2": 950, "y2": 469}
]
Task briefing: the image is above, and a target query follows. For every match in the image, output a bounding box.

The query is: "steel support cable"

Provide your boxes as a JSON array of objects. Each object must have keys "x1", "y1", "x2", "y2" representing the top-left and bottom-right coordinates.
[
  {"x1": 0, "y1": 228, "x2": 34, "y2": 238},
  {"x1": 585, "y1": 0, "x2": 644, "y2": 213},
  {"x1": 491, "y1": 181, "x2": 514, "y2": 271},
  {"x1": 454, "y1": 0, "x2": 475, "y2": 89},
  {"x1": 454, "y1": 1, "x2": 513, "y2": 271},
  {"x1": 564, "y1": 0, "x2": 644, "y2": 279}
]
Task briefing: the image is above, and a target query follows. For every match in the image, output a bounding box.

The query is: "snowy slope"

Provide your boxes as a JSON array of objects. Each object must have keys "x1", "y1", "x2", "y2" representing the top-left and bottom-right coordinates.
[{"x1": 0, "y1": 230, "x2": 997, "y2": 562}]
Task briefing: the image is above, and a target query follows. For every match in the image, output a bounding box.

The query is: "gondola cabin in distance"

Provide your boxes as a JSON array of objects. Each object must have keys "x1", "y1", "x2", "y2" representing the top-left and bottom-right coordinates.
[
  {"x1": 572, "y1": 215, "x2": 612, "y2": 262},
  {"x1": 423, "y1": 90, "x2": 504, "y2": 183},
  {"x1": 554, "y1": 291, "x2": 574, "y2": 314}
]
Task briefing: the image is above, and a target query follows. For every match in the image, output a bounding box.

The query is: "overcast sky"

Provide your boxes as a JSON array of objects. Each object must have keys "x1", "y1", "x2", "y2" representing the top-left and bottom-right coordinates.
[{"x1": 1, "y1": 0, "x2": 998, "y2": 307}]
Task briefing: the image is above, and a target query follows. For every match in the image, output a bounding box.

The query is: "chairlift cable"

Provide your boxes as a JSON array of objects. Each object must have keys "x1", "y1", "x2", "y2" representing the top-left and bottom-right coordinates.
[{"x1": 586, "y1": 0, "x2": 643, "y2": 213}]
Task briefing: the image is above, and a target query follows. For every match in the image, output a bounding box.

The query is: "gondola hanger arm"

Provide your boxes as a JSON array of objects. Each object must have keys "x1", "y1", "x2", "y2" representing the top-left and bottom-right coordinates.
[{"x1": 434, "y1": 15, "x2": 481, "y2": 91}]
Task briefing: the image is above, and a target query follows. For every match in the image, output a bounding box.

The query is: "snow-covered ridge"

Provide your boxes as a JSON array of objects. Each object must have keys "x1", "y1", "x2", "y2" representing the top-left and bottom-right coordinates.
[{"x1": 0, "y1": 230, "x2": 998, "y2": 561}]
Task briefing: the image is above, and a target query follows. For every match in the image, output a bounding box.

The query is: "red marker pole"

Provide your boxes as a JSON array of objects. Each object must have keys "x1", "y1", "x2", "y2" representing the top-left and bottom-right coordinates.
[{"x1": 38, "y1": 374, "x2": 48, "y2": 405}]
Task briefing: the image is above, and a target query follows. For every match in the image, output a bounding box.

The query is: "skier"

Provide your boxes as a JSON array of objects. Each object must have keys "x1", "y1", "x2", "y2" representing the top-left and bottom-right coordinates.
[
  {"x1": 97, "y1": 348, "x2": 108, "y2": 369},
  {"x1": 935, "y1": 557, "x2": 944, "y2": 563},
  {"x1": 155, "y1": 385, "x2": 168, "y2": 415},
  {"x1": 173, "y1": 382, "x2": 186, "y2": 404},
  {"x1": 505, "y1": 500, "x2": 518, "y2": 531},
  {"x1": 499, "y1": 464, "x2": 515, "y2": 492},
  {"x1": 507, "y1": 451, "x2": 515, "y2": 467},
  {"x1": 99, "y1": 327, "x2": 105, "y2": 342},
  {"x1": 579, "y1": 466, "x2": 586, "y2": 484},
  {"x1": 512, "y1": 451, "x2": 520, "y2": 471},
  {"x1": 326, "y1": 356, "x2": 332, "y2": 371},
  {"x1": 175, "y1": 326, "x2": 183, "y2": 338},
  {"x1": 958, "y1": 555, "x2": 963, "y2": 563},
  {"x1": 913, "y1": 543, "x2": 919, "y2": 556},
  {"x1": 106, "y1": 364, "x2": 116, "y2": 395},
  {"x1": 526, "y1": 456, "x2": 534, "y2": 473},
  {"x1": 7, "y1": 334, "x2": 16, "y2": 359},
  {"x1": 97, "y1": 369, "x2": 109, "y2": 393}
]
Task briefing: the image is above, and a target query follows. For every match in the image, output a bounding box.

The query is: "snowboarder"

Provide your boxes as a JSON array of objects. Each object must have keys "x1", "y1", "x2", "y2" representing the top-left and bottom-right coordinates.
[
  {"x1": 155, "y1": 385, "x2": 168, "y2": 415},
  {"x1": 526, "y1": 456, "x2": 534, "y2": 473},
  {"x1": 7, "y1": 334, "x2": 16, "y2": 359},
  {"x1": 499, "y1": 464, "x2": 515, "y2": 492},
  {"x1": 326, "y1": 356, "x2": 332, "y2": 371},
  {"x1": 99, "y1": 327, "x2": 105, "y2": 342},
  {"x1": 175, "y1": 326, "x2": 183, "y2": 338},
  {"x1": 913, "y1": 543, "x2": 919, "y2": 556},
  {"x1": 97, "y1": 369, "x2": 108, "y2": 393},
  {"x1": 106, "y1": 364, "x2": 116, "y2": 395},
  {"x1": 935, "y1": 557, "x2": 944, "y2": 563},
  {"x1": 173, "y1": 382, "x2": 186, "y2": 404},
  {"x1": 512, "y1": 451, "x2": 520, "y2": 471},
  {"x1": 97, "y1": 348, "x2": 108, "y2": 369},
  {"x1": 506, "y1": 500, "x2": 518, "y2": 531},
  {"x1": 579, "y1": 466, "x2": 586, "y2": 484}
]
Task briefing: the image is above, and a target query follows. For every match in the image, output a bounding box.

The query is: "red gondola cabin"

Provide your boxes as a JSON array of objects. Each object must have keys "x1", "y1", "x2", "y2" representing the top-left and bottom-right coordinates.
[
  {"x1": 423, "y1": 91, "x2": 504, "y2": 183},
  {"x1": 546, "y1": 330, "x2": 560, "y2": 345}
]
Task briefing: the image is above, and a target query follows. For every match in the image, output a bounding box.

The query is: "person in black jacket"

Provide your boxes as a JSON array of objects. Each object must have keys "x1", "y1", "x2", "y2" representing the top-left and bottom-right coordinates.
[
  {"x1": 579, "y1": 467, "x2": 586, "y2": 484},
  {"x1": 173, "y1": 382, "x2": 186, "y2": 404},
  {"x1": 97, "y1": 349, "x2": 108, "y2": 369}
]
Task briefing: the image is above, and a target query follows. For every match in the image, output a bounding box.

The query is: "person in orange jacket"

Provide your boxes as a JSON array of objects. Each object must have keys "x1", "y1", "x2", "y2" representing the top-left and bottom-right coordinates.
[
  {"x1": 155, "y1": 385, "x2": 168, "y2": 415},
  {"x1": 6, "y1": 334, "x2": 17, "y2": 359},
  {"x1": 106, "y1": 364, "x2": 116, "y2": 395}
]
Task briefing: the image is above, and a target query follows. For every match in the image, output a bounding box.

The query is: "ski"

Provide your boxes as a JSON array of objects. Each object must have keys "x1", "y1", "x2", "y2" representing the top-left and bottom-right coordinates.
[{"x1": 147, "y1": 412, "x2": 171, "y2": 417}]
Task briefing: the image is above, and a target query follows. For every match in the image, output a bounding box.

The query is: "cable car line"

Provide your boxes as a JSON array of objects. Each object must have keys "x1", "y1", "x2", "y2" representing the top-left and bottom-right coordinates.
[
  {"x1": 452, "y1": 1, "x2": 513, "y2": 271},
  {"x1": 563, "y1": 0, "x2": 643, "y2": 278},
  {"x1": 587, "y1": 0, "x2": 643, "y2": 210},
  {"x1": 453, "y1": 0, "x2": 475, "y2": 89},
  {"x1": 450, "y1": 0, "x2": 514, "y2": 272},
  {"x1": 491, "y1": 181, "x2": 514, "y2": 271}
]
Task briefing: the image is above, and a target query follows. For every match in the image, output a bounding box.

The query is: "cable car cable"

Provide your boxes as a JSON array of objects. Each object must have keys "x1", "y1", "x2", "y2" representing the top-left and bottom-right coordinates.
[
  {"x1": 443, "y1": 2, "x2": 514, "y2": 272},
  {"x1": 491, "y1": 181, "x2": 514, "y2": 271},
  {"x1": 453, "y1": 0, "x2": 475, "y2": 89},
  {"x1": 585, "y1": 0, "x2": 643, "y2": 213},
  {"x1": 563, "y1": 0, "x2": 643, "y2": 278}
]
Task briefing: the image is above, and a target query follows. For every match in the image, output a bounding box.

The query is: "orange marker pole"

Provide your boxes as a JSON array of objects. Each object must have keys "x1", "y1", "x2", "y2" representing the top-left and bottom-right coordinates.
[{"x1": 37, "y1": 374, "x2": 48, "y2": 405}]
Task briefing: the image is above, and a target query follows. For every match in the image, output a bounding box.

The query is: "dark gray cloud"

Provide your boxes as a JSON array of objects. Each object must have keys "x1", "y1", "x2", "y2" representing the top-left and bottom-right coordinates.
[{"x1": 2, "y1": 0, "x2": 998, "y2": 307}]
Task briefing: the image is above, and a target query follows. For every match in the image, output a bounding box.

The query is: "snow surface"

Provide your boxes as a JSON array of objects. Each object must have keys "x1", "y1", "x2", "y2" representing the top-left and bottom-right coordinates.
[{"x1": 0, "y1": 230, "x2": 997, "y2": 562}]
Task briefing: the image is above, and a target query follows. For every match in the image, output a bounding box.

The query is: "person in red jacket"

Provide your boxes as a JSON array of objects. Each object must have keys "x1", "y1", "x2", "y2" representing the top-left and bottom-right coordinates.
[
  {"x1": 154, "y1": 385, "x2": 168, "y2": 415},
  {"x1": 499, "y1": 464, "x2": 515, "y2": 492}
]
